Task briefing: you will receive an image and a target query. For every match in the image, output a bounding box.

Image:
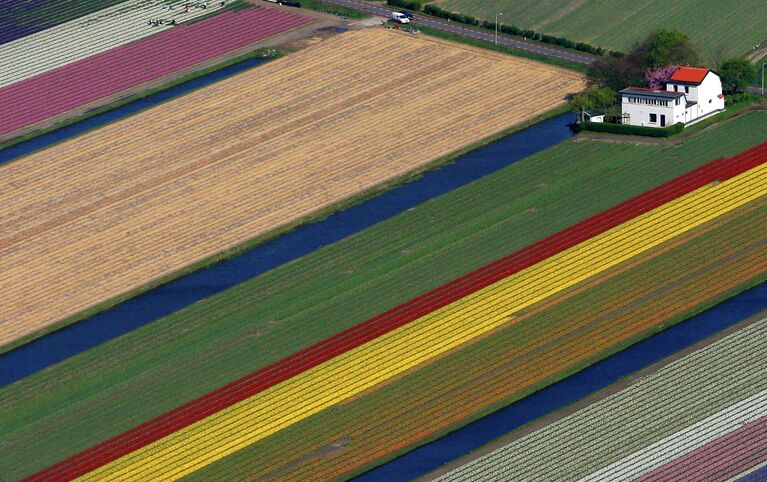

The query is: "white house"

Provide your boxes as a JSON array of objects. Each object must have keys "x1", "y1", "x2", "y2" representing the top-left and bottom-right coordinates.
[
  {"x1": 620, "y1": 87, "x2": 685, "y2": 127},
  {"x1": 665, "y1": 67, "x2": 725, "y2": 121},
  {"x1": 620, "y1": 67, "x2": 725, "y2": 128}
]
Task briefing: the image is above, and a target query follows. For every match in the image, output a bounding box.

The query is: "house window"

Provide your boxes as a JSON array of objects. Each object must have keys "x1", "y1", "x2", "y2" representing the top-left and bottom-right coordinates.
[
  {"x1": 675, "y1": 98, "x2": 680, "y2": 105},
  {"x1": 673, "y1": 85, "x2": 678, "y2": 92},
  {"x1": 649, "y1": 113, "x2": 657, "y2": 123},
  {"x1": 685, "y1": 86, "x2": 689, "y2": 94}
]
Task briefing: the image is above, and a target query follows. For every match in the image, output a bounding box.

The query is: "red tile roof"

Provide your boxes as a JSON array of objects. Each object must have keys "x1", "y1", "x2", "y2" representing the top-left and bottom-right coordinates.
[{"x1": 670, "y1": 67, "x2": 710, "y2": 84}]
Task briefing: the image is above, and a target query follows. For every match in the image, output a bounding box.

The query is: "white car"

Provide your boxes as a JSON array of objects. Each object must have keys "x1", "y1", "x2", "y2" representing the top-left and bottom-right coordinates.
[{"x1": 389, "y1": 12, "x2": 411, "y2": 24}]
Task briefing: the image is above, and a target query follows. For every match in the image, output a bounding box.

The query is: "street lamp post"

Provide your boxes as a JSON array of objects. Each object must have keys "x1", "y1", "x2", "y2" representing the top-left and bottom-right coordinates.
[{"x1": 495, "y1": 12, "x2": 503, "y2": 45}]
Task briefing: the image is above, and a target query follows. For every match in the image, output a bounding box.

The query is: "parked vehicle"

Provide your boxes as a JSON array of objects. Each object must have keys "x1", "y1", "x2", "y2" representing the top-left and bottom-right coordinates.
[{"x1": 389, "y1": 12, "x2": 410, "y2": 24}]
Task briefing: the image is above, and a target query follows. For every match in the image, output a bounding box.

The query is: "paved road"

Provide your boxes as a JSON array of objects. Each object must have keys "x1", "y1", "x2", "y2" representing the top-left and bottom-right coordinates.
[{"x1": 321, "y1": 0, "x2": 595, "y2": 65}]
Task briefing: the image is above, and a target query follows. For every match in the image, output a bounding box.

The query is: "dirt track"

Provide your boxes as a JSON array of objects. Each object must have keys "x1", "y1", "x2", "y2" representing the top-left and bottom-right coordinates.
[{"x1": 0, "y1": 28, "x2": 583, "y2": 348}]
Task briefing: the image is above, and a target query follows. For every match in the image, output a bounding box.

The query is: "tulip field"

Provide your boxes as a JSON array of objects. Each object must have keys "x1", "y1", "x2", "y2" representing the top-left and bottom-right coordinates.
[
  {"x1": 432, "y1": 316, "x2": 767, "y2": 481},
  {"x1": 0, "y1": 0, "x2": 234, "y2": 88},
  {"x1": 144, "y1": 188, "x2": 767, "y2": 481},
  {"x1": 0, "y1": 28, "x2": 583, "y2": 350},
  {"x1": 0, "y1": 5, "x2": 312, "y2": 138},
  {"x1": 12, "y1": 126, "x2": 767, "y2": 479},
  {"x1": 1, "y1": 6, "x2": 766, "y2": 477},
  {"x1": 1, "y1": 112, "x2": 766, "y2": 480}
]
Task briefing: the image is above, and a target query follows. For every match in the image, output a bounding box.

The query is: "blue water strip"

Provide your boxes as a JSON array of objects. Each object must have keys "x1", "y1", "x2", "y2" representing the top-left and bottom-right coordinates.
[
  {"x1": 354, "y1": 281, "x2": 767, "y2": 481},
  {"x1": 738, "y1": 464, "x2": 767, "y2": 482},
  {"x1": 0, "y1": 107, "x2": 574, "y2": 385}
]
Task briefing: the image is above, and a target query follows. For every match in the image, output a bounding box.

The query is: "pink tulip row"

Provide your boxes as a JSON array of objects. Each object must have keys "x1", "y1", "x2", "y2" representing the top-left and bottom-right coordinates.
[{"x1": 0, "y1": 6, "x2": 311, "y2": 138}]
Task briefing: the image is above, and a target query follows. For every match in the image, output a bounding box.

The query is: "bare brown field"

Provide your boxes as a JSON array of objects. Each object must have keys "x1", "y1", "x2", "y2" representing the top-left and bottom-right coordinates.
[{"x1": 0, "y1": 28, "x2": 584, "y2": 348}]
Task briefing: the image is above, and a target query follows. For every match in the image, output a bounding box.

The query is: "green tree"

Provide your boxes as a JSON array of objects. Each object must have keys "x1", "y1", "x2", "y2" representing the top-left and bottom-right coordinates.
[
  {"x1": 571, "y1": 85, "x2": 617, "y2": 122},
  {"x1": 647, "y1": 30, "x2": 699, "y2": 68},
  {"x1": 588, "y1": 38, "x2": 652, "y2": 91},
  {"x1": 719, "y1": 58, "x2": 756, "y2": 94}
]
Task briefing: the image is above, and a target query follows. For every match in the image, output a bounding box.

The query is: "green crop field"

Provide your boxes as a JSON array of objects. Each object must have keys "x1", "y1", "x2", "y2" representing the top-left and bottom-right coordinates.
[
  {"x1": 0, "y1": 112, "x2": 765, "y2": 479},
  {"x1": 434, "y1": 0, "x2": 767, "y2": 58}
]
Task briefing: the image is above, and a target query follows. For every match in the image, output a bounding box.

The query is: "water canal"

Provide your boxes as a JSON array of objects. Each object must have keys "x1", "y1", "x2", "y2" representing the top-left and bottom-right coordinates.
[{"x1": 0, "y1": 65, "x2": 575, "y2": 384}]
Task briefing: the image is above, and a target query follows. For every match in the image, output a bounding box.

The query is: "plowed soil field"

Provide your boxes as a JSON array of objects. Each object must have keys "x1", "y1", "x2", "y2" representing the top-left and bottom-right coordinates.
[{"x1": 0, "y1": 28, "x2": 583, "y2": 348}]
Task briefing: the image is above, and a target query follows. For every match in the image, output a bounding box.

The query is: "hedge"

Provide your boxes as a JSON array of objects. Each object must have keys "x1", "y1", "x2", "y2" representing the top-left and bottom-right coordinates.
[
  {"x1": 579, "y1": 121, "x2": 684, "y2": 137},
  {"x1": 387, "y1": 0, "x2": 420, "y2": 10},
  {"x1": 423, "y1": 5, "x2": 480, "y2": 26}
]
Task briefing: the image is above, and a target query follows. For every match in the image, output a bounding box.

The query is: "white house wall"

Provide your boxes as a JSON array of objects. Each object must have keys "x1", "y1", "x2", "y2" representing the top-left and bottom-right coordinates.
[
  {"x1": 621, "y1": 98, "x2": 685, "y2": 127},
  {"x1": 667, "y1": 82, "x2": 697, "y2": 101},
  {"x1": 698, "y1": 72, "x2": 726, "y2": 116},
  {"x1": 666, "y1": 71, "x2": 725, "y2": 120}
]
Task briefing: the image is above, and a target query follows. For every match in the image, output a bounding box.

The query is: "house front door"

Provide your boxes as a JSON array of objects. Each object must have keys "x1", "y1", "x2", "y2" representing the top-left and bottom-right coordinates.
[{"x1": 660, "y1": 114, "x2": 666, "y2": 127}]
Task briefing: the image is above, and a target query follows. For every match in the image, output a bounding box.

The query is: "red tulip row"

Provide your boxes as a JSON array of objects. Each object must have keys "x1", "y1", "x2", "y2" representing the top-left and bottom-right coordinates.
[{"x1": 24, "y1": 140, "x2": 767, "y2": 481}]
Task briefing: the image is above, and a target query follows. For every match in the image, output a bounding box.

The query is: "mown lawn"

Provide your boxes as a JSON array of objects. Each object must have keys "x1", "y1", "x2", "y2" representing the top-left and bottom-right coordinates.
[
  {"x1": 0, "y1": 112, "x2": 765, "y2": 479},
  {"x1": 434, "y1": 0, "x2": 767, "y2": 58}
]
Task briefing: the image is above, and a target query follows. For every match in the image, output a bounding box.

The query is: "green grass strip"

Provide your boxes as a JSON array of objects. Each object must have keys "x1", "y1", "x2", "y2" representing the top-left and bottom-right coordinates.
[{"x1": 416, "y1": 25, "x2": 588, "y2": 73}]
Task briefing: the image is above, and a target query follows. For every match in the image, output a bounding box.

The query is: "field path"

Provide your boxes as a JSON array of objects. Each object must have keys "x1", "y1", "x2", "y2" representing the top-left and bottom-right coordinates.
[{"x1": 0, "y1": 28, "x2": 583, "y2": 348}]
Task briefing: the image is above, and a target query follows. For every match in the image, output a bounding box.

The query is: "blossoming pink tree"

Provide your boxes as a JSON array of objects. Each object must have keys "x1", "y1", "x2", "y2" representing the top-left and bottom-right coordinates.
[{"x1": 645, "y1": 65, "x2": 679, "y2": 89}]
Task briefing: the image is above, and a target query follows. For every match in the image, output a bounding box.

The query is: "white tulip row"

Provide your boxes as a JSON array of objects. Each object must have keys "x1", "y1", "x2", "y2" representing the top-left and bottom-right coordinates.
[
  {"x1": 578, "y1": 390, "x2": 767, "y2": 481},
  {"x1": 0, "y1": 0, "x2": 229, "y2": 88},
  {"x1": 435, "y1": 316, "x2": 767, "y2": 481}
]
